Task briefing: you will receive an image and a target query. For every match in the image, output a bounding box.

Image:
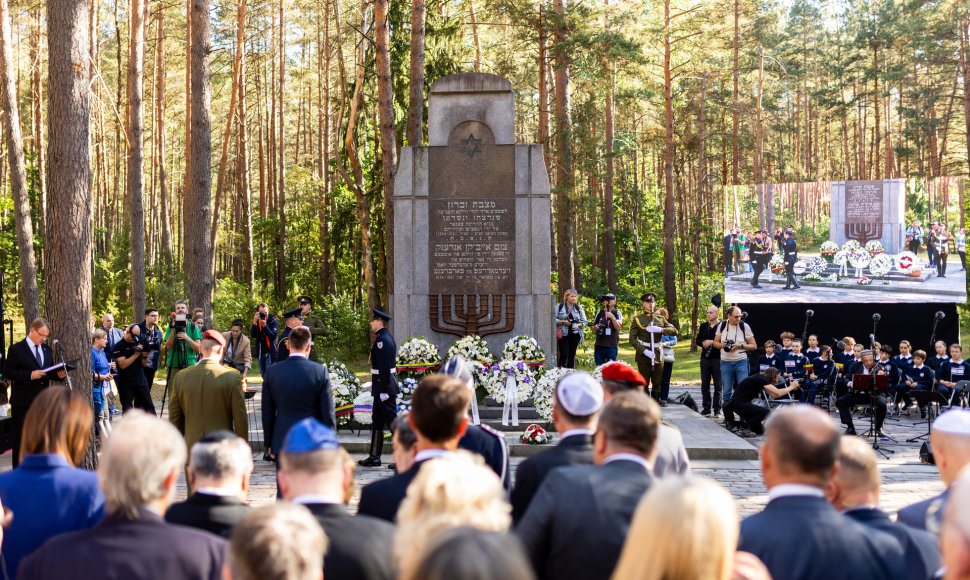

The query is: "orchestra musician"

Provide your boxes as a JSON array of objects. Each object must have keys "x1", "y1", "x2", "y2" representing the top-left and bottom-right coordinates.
[{"x1": 836, "y1": 350, "x2": 889, "y2": 437}]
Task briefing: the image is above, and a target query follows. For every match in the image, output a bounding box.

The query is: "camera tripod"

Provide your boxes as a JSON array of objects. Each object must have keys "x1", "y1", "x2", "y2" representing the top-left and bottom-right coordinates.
[{"x1": 159, "y1": 334, "x2": 189, "y2": 417}]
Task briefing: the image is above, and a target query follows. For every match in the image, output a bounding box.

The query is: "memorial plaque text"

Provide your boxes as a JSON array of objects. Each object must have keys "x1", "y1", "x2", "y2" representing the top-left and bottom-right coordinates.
[{"x1": 845, "y1": 180, "x2": 883, "y2": 223}]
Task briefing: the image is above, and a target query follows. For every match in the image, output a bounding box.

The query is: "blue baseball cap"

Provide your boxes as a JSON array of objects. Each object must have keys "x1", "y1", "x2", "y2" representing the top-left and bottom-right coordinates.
[{"x1": 281, "y1": 418, "x2": 340, "y2": 453}]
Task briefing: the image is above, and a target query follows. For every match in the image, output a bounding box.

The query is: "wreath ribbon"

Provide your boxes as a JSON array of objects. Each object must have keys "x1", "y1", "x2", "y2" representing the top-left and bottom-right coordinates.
[
  {"x1": 469, "y1": 394, "x2": 480, "y2": 425},
  {"x1": 396, "y1": 362, "x2": 441, "y2": 373},
  {"x1": 335, "y1": 403, "x2": 354, "y2": 417},
  {"x1": 502, "y1": 375, "x2": 520, "y2": 427}
]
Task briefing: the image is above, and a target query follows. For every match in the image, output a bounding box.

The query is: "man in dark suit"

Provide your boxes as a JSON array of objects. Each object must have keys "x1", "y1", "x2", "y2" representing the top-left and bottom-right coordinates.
[
  {"x1": 225, "y1": 503, "x2": 326, "y2": 580},
  {"x1": 511, "y1": 371, "x2": 602, "y2": 523},
  {"x1": 516, "y1": 391, "x2": 659, "y2": 580},
  {"x1": 165, "y1": 431, "x2": 253, "y2": 538},
  {"x1": 18, "y1": 412, "x2": 227, "y2": 580},
  {"x1": 359, "y1": 309, "x2": 397, "y2": 466},
  {"x1": 357, "y1": 374, "x2": 469, "y2": 523},
  {"x1": 826, "y1": 435, "x2": 940, "y2": 580},
  {"x1": 262, "y1": 326, "x2": 336, "y2": 462},
  {"x1": 169, "y1": 330, "x2": 249, "y2": 453},
  {"x1": 898, "y1": 408, "x2": 970, "y2": 531},
  {"x1": 279, "y1": 418, "x2": 395, "y2": 580},
  {"x1": 738, "y1": 405, "x2": 905, "y2": 580},
  {"x1": 5, "y1": 317, "x2": 66, "y2": 467},
  {"x1": 441, "y1": 357, "x2": 511, "y2": 488}
]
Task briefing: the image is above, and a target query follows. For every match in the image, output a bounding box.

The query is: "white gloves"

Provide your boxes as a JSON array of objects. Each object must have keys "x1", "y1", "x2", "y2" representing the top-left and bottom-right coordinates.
[
  {"x1": 644, "y1": 349, "x2": 655, "y2": 360},
  {"x1": 379, "y1": 393, "x2": 389, "y2": 402}
]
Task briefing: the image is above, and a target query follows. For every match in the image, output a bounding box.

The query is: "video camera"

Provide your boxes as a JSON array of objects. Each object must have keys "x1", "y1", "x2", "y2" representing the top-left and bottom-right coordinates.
[{"x1": 170, "y1": 312, "x2": 188, "y2": 332}]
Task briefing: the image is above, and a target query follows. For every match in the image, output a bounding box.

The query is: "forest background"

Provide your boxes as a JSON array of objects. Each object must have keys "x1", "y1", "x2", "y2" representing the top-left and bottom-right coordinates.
[{"x1": 2, "y1": 0, "x2": 970, "y2": 369}]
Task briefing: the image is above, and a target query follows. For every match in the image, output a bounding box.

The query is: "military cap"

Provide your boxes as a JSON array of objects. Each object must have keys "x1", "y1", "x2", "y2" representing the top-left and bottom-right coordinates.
[
  {"x1": 282, "y1": 308, "x2": 304, "y2": 320},
  {"x1": 640, "y1": 292, "x2": 656, "y2": 303},
  {"x1": 296, "y1": 295, "x2": 313, "y2": 306},
  {"x1": 371, "y1": 308, "x2": 391, "y2": 322}
]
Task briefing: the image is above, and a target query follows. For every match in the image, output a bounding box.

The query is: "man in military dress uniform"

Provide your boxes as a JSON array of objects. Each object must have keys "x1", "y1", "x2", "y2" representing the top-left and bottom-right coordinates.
[
  {"x1": 628, "y1": 292, "x2": 678, "y2": 401},
  {"x1": 274, "y1": 308, "x2": 304, "y2": 363},
  {"x1": 297, "y1": 295, "x2": 327, "y2": 363},
  {"x1": 783, "y1": 229, "x2": 801, "y2": 290},
  {"x1": 749, "y1": 230, "x2": 768, "y2": 288},
  {"x1": 359, "y1": 309, "x2": 398, "y2": 467}
]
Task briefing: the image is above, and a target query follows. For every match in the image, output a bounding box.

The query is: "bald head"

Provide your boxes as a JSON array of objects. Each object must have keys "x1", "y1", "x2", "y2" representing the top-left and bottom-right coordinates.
[
  {"x1": 763, "y1": 405, "x2": 841, "y2": 488},
  {"x1": 827, "y1": 436, "x2": 880, "y2": 511},
  {"x1": 931, "y1": 411, "x2": 970, "y2": 487},
  {"x1": 942, "y1": 467, "x2": 970, "y2": 579}
]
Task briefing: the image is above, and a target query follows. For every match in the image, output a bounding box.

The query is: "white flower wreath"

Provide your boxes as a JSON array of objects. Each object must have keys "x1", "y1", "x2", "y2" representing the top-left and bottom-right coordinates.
[
  {"x1": 865, "y1": 240, "x2": 884, "y2": 254},
  {"x1": 353, "y1": 390, "x2": 373, "y2": 426},
  {"x1": 869, "y1": 253, "x2": 893, "y2": 277},
  {"x1": 396, "y1": 336, "x2": 441, "y2": 377},
  {"x1": 895, "y1": 251, "x2": 918, "y2": 273},
  {"x1": 328, "y1": 360, "x2": 361, "y2": 427},
  {"x1": 807, "y1": 256, "x2": 828, "y2": 275},
  {"x1": 502, "y1": 335, "x2": 546, "y2": 363},
  {"x1": 481, "y1": 359, "x2": 535, "y2": 404},
  {"x1": 397, "y1": 377, "x2": 419, "y2": 413},
  {"x1": 533, "y1": 367, "x2": 576, "y2": 422},
  {"x1": 592, "y1": 360, "x2": 634, "y2": 383},
  {"x1": 820, "y1": 240, "x2": 839, "y2": 255},
  {"x1": 841, "y1": 239, "x2": 862, "y2": 252},
  {"x1": 833, "y1": 250, "x2": 850, "y2": 266},
  {"x1": 768, "y1": 253, "x2": 785, "y2": 271},
  {"x1": 848, "y1": 249, "x2": 871, "y2": 269},
  {"x1": 446, "y1": 335, "x2": 495, "y2": 365}
]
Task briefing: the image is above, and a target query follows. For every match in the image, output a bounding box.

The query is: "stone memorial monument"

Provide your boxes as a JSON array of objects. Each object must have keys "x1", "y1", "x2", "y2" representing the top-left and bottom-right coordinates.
[
  {"x1": 391, "y1": 73, "x2": 554, "y2": 359},
  {"x1": 830, "y1": 179, "x2": 906, "y2": 254}
]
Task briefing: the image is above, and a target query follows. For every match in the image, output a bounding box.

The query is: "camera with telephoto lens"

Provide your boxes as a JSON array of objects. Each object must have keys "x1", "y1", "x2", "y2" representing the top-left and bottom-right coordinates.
[
  {"x1": 170, "y1": 312, "x2": 187, "y2": 332},
  {"x1": 722, "y1": 339, "x2": 736, "y2": 353}
]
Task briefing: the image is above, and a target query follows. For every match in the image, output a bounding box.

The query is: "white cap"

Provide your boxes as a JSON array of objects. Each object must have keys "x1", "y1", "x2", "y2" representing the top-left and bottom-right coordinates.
[
  {"x1": 556, "y1": 372, "x2": 604, "y2": 417},
  {"x1": 933, "y1": 409, "x2": 970, "y2": 435}
]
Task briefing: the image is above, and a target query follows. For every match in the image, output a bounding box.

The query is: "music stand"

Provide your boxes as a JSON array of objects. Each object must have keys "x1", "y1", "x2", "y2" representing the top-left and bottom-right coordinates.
[
  {"x1": 852, "y1": 373, "x2": 894, "y2": 456},
  {"x1": 907, "y1": 389, "x2": 949, "y2": 443}
]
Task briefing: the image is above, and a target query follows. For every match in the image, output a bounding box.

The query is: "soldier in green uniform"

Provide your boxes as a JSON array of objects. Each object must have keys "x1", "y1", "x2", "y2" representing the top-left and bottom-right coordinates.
[
  {"x1": 297, "y1": 295, "x2": 327, "y2": 363},
  {"x1": 628, "y1": 292, "x2": 678, "y2": 401}
]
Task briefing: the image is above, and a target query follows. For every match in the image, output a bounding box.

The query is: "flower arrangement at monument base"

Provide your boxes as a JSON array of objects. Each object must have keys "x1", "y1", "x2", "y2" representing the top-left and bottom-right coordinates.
[
  {"x1": 802, "y1": 272, "x2": 823, "y2": 282},
  {"x1": 865, "y1": 240, "x2": 885, "y2": 254},
  {"x1": 396, "y1": 336, "x2": 441, "y2": 379},
  {"x1": 521, "y1": 424, "x2": 551, "y2": 445},
  {"x1": 857, "y1": 276, "x2": 872, "y2": 285},
  {"x1": 353, "y1": 390, "x2": 373, "y2": 426},
  {"x1": 820, "y1": 240, "x2": 839, "y2": 261},
  {"x1": 482, "y1": 360, "x2": 535, "y2": 405},
  {"x1": 533, "y1": 367, "x2": 576, "y2": 422},
  {"x1": 502, "y1": 335, "x2": 546, "y2": 373},
  {"x1": 768, "y1": 253, "x2": 785, "y2": 274},
  {"x1": 446, "y1": 335, "x2": 495, "y2": 366},
  {"x1": 397, "y1": 377, "x2": 418, "y2": 414},
  {"x1": 592, "y1": 360, "x2": 634, "y2": 383},
  {"x1": 329, "y1": 360, "x2": 361, "y2": 428},
  {"x1": 841, "y1": 239, "x2": 862, "y2": 252}
]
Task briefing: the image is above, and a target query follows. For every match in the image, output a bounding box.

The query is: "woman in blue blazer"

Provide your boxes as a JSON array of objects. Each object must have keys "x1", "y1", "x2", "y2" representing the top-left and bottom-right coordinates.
[{"x1": 0, "y1": 386, "x2": 105, "y2": 578}]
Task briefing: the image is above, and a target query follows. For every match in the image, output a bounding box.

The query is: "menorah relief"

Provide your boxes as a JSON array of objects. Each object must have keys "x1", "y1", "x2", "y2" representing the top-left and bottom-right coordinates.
[
  {"x1": 845, "y1": 223, "x2": 883, "y2": 245},
  {"x1": 429, "y1": 294, "x2": 516, "y2": 337}
]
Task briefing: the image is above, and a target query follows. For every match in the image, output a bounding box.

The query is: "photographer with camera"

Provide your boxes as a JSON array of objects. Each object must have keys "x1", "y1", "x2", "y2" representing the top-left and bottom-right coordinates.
[
  {"x1": 694, "y1": 305, "x2": 723, "y2": 416},
  {"x1": 164, "y1": 299, "x2": 202, "y2": 370},
  {"x1": 713, "y1": 306, "x2": 756, "y2": 407},
  {"x1": 251, "y1": 303, "x2": 279, "y2": 378},
  {"x1": 221, "y1": 319, "x2": 252, "y2": 374},
  {"x1": 113, "y1": 323, "x2": 155, "y2": 414},
  {"x1": 555, "y1": 289, "x2": 587, "y2": 368},
  {"x1": 137, "y1": 308, "x2": 163, "y2": 387},
  {"x1": 590, "y1": 293, "x2": 623, "y2": 366}
]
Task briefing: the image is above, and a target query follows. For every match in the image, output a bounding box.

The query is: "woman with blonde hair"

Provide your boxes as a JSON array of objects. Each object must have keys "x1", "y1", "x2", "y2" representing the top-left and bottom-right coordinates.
[
  {"x1": 556, "y1": 288, "x2": 588, "y2": 368},
  {"x1": 395, "y1": 451, "x2": 511, "y2": 580},
  {"x1": 612, "y1": 477, "x2": 769, "y2": 580}
]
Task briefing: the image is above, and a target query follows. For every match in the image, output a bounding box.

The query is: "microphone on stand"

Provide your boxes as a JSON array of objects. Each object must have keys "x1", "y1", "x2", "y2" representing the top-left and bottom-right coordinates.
[
  {"x1": 936, "y1": 311, "x2": 945, "y2": 320},
  {"x1": 806, "y1": 309, "x2": 815, "y2": 317}
]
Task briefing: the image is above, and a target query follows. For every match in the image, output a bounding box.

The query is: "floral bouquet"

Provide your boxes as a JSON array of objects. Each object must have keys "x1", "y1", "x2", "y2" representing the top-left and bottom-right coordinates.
[
  {"x1": 502, "y1": 335, "x2": 546, "y2": 369},
  {"x1": 521, "y1": 424, "x2": 551, "y2": 445},
  {"x1": 482, "y1": 359, "x2": 535, "y2": 404},
  {"x1": 841, "y1": 239, "x2": 862, "y2": 252},
  {"x1": 848, "y1": 249, "x2": 871, "y2": 269},
  {"x1": 857, "y1": 276, "x2": 872, "y2": 285},
  {"x1": 396, "y1": 376, "x2": 419, "y2": 414},
  {"x1": 396, "y1": 336, "x2": 441, "y2": 379},
  {"x1": 807, "y1": 256, "x2": 828, "y2": 275},
  {"x1": 446, "y1": 335, "x2": 495, "y2": 365},
  {"x1": 802, "y1": 272, "x2": 823, "y2": 281},
  {"x1": 329, "y1": 360, "x2": 361, "y2": 428},
  {"x1": 533, "y1": 367, "x2": 576, "y2": 422},
  {"x1": 865, "y1": 240, "x2": 885, "y2": 254},
  {"x1": 820, "y1": 240, "x2": 839, "y2": 261},
  {"x1": 868, "y1": 253, "x2": 893, "y2": 278},
  {"x1": 592, "y1": 360, "x2": 634, "y2": 383},
  {"x1": 768, "y1": 253, "x2": 785, "y2": 274},
  {"x1": 353, "y1": 390, "x2": 373, "y2": 426}
]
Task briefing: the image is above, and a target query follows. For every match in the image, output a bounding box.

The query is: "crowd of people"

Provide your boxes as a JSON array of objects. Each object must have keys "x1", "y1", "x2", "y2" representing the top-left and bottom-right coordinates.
[{"x1": 1, "y1": 356, "x2": 969, "y2": 579}]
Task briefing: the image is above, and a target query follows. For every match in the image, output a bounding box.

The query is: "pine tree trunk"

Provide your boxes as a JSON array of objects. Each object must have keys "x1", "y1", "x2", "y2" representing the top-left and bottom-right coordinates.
[
  {"x1": 731, "y1": 0, "x2": 739, "y2": 185},
  {"x1": 47, "y1": 0, "x2": 94, "y2": 467},
  {"x1": 603, "y1": 63, "x2": 617, "y2": 292},
  {"x1": 375, "y1": 0, "x2": 397, "y2": 306},
  {"x1": 406, "y1": 0, "x2": 425, "y2": 146},
  {"x1": 186, "y1": 0, "x2": 213, "y2": 316},
  {"x1": 155, "y1": 0, "x2": 171, "y2": 264},
  {"x1": 661, "y1": 0, "x2": 677, "y2": 322},
  {"x1": 552, "y1": 0, "x2": 576, "y2": 296},
  {"x1": 0, "y1": 0, "x2": 40, "y2": 327},
  {"x1": 128, "y1": 0, "x2": 147, "y2": 320},
  {"x1": 31, "y1": 9, "x2": 47, "y2": 271},
  {"x1": 276, "y1": 0, "x2": 286, "y2": 300},
  {"x1": 238, "y1": 0, "x2": 253, "y2": 291},
  {"x1": 317, "y1": 7, "x2": 332, "y2": 294}
]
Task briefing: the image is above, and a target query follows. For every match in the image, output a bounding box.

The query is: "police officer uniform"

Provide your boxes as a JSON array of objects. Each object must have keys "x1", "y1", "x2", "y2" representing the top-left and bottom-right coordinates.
[
  {"x1": 275, "y1": 308, "x2": 304, "y2": 363},
  {"x1": 628, "y1": 292, "x2": 678, "y2": 401},
  {"x1": 783, "y1": 230, "x2": 800, "y2": 290},
  {"x1": 297, "y1": 295, "x2": 328, "y2": 363},
  {"x1": 359, "y1": 309, "x2": 398, "y2": 467}
]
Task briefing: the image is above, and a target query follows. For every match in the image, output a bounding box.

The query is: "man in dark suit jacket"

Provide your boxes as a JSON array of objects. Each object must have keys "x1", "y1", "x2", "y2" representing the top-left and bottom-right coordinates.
[
  {"x1": 278, "y1": 417, "x2": 395, "y2": 580},
  {"x1": 517, "y1": 391, "x2": 659, "y2": 580},
  {"x1": 5, "y1": 318, "x2": 66, "y2": 466},
  {"x1": 169, "y1": 330, "x2": 249, "y2": 453},
  {"x1": 510, "y1": 371, "x2": 602, "y2": 523},
  {"x1": 897, "y1": 409, "x2": 970, "y2": 532},
  {"x1": 827, "y1": 435, "x2": 940, "y2": 579},
  {"x1": 18, "y1": 412, "x2": 226, "y2": 580},
  {"x1": 738, "y1": 405, "x2": 905, "y2": 580},
  {"x1": 165, "y1": 431, "x2": 252, "y2": 538},
  {"x1": 358, "y1": 374, "x2": 470, "y2": 523},
  {"x1": 262, "y1": 326, "x2": 336, "y2": 460}
]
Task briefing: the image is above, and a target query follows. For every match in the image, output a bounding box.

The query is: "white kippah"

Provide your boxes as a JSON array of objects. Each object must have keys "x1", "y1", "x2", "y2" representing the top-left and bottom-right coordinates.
[
  {"x1": 556, "y1": 372, "x2": 604, "y2": 417},
  {"x1": 933, "y1": 409, "x2": 970, "y2": 435}
]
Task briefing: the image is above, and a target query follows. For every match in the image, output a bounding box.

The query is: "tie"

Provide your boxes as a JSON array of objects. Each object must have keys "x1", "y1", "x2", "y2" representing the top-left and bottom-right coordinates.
[{"x1": 34, "y1": 344, "x2": 43, "y2": 367}]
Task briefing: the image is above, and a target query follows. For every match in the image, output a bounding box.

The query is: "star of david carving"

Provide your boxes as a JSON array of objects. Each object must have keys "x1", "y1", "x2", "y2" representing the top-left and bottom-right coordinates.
[{"x1": 459, "y1": 133, "x2": 483, "y2": 158}]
